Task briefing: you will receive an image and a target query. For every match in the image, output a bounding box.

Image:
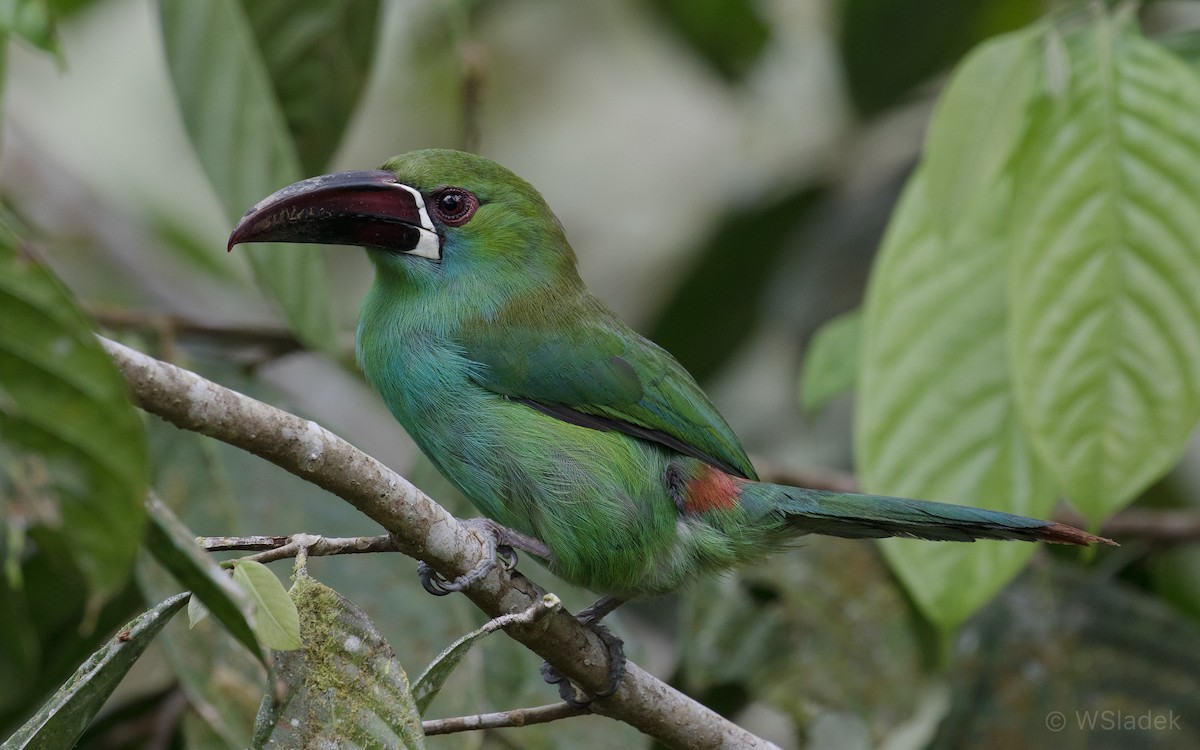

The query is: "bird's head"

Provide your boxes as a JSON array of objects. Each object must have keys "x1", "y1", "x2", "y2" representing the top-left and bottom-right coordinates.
[{"x1": 228, "y1": 149, "x2": 579, "y2": 300}]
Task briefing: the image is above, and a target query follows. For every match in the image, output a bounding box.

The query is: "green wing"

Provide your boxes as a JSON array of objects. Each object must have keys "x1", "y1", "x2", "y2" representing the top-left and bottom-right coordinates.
[{"x1": 458, "y1": 315, "x2": 757, "y2": 480}]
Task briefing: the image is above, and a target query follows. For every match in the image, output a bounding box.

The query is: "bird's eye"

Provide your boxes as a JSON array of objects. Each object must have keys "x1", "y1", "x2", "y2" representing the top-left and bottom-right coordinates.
[{"x1": 431, "y1": 188, "x2": 478, "y2": 226}]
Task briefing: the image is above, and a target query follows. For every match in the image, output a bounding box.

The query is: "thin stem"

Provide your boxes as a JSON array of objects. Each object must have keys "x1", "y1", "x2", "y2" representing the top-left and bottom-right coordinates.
[{"x1": 423, "y1": 702, "x2": 587, "y2": 736}]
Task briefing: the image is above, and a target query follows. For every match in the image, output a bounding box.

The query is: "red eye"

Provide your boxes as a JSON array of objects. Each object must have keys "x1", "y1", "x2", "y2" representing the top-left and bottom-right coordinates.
[{"x1": 432, "y1": 188, "x2": 478, "y2": 226}]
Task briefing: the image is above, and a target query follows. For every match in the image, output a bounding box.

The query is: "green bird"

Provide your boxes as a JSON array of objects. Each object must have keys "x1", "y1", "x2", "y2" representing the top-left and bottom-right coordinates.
[{"x1": 229, "y1": 149, "x2": 1111, "y2": 698}]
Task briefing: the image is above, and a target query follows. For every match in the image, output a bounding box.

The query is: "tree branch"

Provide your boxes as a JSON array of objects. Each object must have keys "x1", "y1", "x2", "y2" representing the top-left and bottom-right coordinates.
[
  {"x1": 200, "y1": 533, "x2": 400, "y2": 564},
  {"x1": 100, "y1": 337, "x2": 779, "y2": 750},
  {"x1": 423, "y1": 702, "x2": 586, "y2": 736}
]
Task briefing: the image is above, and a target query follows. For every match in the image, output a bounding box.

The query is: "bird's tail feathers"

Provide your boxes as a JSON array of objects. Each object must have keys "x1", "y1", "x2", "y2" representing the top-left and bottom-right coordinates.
[{"x1": 746, "y1": 484, "x2": 1114, "y2": 546}]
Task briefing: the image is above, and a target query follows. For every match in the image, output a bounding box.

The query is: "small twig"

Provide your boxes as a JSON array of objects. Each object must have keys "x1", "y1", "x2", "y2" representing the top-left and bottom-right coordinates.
[
  {"x1": 423, "y1": 702, "x2": 588, "y2": 736},
  {"x1": 200, "y1": 535, "x2": 292, "y2": 551},
  {"x1": 89, "y1": 307, "x2": 309, "y2": 364},
  {"x1": 200, "y1": 533, "x2": 399, "y2": 563}
]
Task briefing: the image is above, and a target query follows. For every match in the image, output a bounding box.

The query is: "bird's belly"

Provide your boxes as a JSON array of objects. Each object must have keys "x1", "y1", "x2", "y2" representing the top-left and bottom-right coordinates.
[{"x1": 360, "y1": 343, "x2": 759, "y2": 594}]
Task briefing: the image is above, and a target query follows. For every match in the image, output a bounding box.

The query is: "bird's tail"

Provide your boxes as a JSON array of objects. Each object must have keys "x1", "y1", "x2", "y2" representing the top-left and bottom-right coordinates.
[{"x1": 742, "y1": 483, "x2": 1114, "y2": 546}]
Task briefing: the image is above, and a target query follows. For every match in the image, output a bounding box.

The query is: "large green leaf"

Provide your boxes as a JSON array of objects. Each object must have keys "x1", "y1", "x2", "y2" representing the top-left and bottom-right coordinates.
[
  {"x1": 857, "y1": 171, "x2": 1055, "y2": 630},
  {"x1": 1008, "y1": 19, "x2": 1200, "y2": 523},
  {"x1": 252, "y1": 574, "x2": 423, "y2": 750},
  {"x1": 241, "y1": 0, "x2": 380, "y2": 175},
  {"x1": 157, "y1": 0, "x2": 336, "y2": 352},
  {"x1": 0, "y1": 0, "x2": 58, "y2": 54},
  {"x1": 923, "y1": 26, "x2": 1041, "y2": 240},
  {"x1": 0, "y1": 231, "x2": 148, "y2": 601},
  {"x1": 0, "y1": 593, "x2": 188, "y2": 750}
]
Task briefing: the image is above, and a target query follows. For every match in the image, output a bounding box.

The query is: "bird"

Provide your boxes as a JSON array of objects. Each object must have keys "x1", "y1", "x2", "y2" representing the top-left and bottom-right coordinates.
[{"x1": 228, "y1": 149, "x2": 1113, "y2": 700}]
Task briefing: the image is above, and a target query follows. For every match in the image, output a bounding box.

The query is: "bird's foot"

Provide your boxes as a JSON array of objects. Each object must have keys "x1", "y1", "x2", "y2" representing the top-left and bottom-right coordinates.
[
  {"x1": 541, "y1": 596, "x2": 627, "y2": 707},
  {"x1": 417, "y1": 518, "x2": 551, "y2": 596}
]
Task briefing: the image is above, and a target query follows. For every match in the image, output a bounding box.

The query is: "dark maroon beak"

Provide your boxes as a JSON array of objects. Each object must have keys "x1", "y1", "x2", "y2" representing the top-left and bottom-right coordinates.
[{"x1": 227, "y1": 170, "x2": 440, "y2": 258}]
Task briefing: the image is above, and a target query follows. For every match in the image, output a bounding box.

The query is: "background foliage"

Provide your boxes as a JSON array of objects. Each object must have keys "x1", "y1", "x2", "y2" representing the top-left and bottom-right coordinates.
[{"x1": 3, "y1": 0, "x2": 1200, "y2": 748}]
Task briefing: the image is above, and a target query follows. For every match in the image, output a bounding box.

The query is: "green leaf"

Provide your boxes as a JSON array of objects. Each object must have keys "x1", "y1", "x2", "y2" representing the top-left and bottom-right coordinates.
[
  {"x1": 0, "y1": 0, "x2": 59, "y2": 54},
  {"x1": 157, "y1": 0, "x2": 336, "y2": 353},
  {"x1": 137, "y1": 552, "x2": 261, "y2": 749},
  {"x1": 930, "y1": 564, "x2": 1200, "y2": 748},
  {"x1": 679, "y1": 539, "x2": 924, "y2": 734},
  {"x1": 800, "y1": 308, "x2": 861, "y2": 413},
  {"x1": 411, "y1": 596, "x2": 561, "y2": 716},
  {"x1": 241, "y1": 0, "x2": 380, "y2": 175},
  {"x1": 253, "y1": 574, "x2": 423, "y2": 750},
  {"x1": 232, "y1": 560, "x2": 300, "y2": 651},
  {"x1": 0, "y1": 593, "x2": 188, "y2": 750},
  {"x1": 857, "y1": 171, "x2": 1055, "y2": 630},
  {"x1": 643, "y1": 0, "x2": 769, "y2": 82},
  {"x1": 924, "y1": 27, "x2": 1041, "y2": 240},
  {"x1": 143, "y1": 495, "x2": 263, "y2": 662},
  {"x1": 187, "y1": 595, "x2": 209, "y2": 628},
  {"x1": 1008, "y1": 19, "x2": 1200, "y2": 523},
  {"x1": 412, "y1": 625, "x2": 492, "y2": 717},
  {"x1": 0, "y1": 228, "x2": 148, "y2": 601}
]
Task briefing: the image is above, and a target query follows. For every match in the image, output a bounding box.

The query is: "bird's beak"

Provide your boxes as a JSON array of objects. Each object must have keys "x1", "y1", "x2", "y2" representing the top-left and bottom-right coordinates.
[{"x1": 227, "y1": 170, "x2": 441, "y2": 260}]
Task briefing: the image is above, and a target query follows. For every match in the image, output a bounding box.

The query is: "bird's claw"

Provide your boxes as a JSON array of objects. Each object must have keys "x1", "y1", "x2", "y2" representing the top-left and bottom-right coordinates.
[
  {"x1": 415, "y1": 518, "x2": 530, "y2": 595},
  {"x1": 541, "y1": 609, "x2": 627, "y2": 707}
]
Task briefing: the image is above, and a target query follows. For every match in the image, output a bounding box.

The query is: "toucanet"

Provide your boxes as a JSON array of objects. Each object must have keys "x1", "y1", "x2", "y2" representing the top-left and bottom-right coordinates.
[{"x1": 229, "y1": 149, "x2": 1113, "y2": 701}]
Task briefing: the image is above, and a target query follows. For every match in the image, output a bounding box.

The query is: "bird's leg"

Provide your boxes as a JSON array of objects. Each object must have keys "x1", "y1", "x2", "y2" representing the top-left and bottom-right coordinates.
[
  {"x1": 417, "y1": 517, "x2": 553, "y2": 596},
  {"x1": 541, "y1": 595, "x2": 628, "y2": 707}
]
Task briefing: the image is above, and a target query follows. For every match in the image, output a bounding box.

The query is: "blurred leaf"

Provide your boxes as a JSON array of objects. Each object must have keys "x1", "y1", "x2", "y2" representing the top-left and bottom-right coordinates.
[
  {"x1": 924, "y1": 26, "x2": 1040, "y2": 239},
  {"x1": 157, "y1": 0, "x2": 337, "y2": 353},
  {"x1": 1009, "y1": 19, "x2": 1200, "y2": 523},
  {"x1": 241, "y1": 0, "x2": 380, "y2": 174},
  {"x1": 412, "y1": 623, "x2": 493, "y2": 717},
  {"x1": 858, "y1": 170, "x2": 1054, "y2": 630},
  {"x1": 137, "y1": 550, "x2": 262, "y2": 749},
  {"x1": 0, "y1": 593, "x2": 188, "y2": 750},
  {"x1": 0, "y1": 227, "x2": 148, "y2": 602},
  {"x1": 253, "y1": 574, "x2": 423, "y2": 750},
  {"x1": 147, "y1": 212, "x2": 241, "y2": 281},
  {"x1": 411, "y1": 600, "x2": 556, "y2": 716},
  {"x1": 144, "y1": 495, "x2": 263, "y2": 663},
  {"x1": 931, "y1": 563, "x2": 1200, "y2": 748},
  {"x1": 647, "y1": 183, "x2": 824, "y2": 382},
  {"x1": 1153, "y1": 545, "x2": 1200, "y2": 625},
  {"x1": 187, "y1": 594, "x2": 208, "y2": 628},
  {"x1": 679, "y1": 538, "x2": 925, "y2": 738},
  {"x1": 47, "y1": 0, "x2": 95, "y2": 16},
  {"x1": 232, "y1": 560, "x2": 300, "y2": 651},
  {"x1": 0, "y1": 0, "x2": 58, "y2": 54},
  {"x1": 839, "y1": 0, "x2": 1040, "y2": 116},
  {"x1": 1159, "y1": 28, "x2": 1200, "y2": 68},
  {"x1": 0, "y1": 542, "x2": 142, "y2": 737},
  {"x1": 644, "y1": 0, "x2": 768, "y2": 82},
  {"x1": 800, "y1": 308, "x2": 861, "y2": 413}
]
